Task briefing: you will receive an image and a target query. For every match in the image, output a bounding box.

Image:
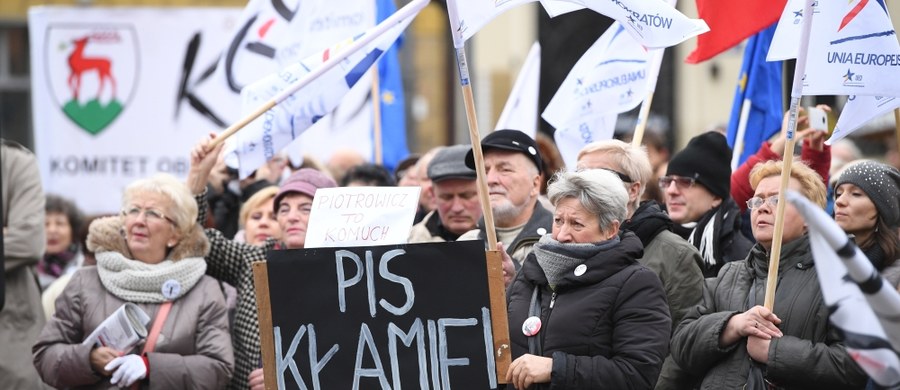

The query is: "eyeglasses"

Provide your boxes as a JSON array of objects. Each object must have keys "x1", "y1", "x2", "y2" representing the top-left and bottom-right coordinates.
[
  {"x1": 123, "y1": 206, "x2": 176, "y2": 226},
  {"x1": 746, "y1": 195, "x2": 779, "y2": 210},
  {"x1": 658, "y1": 175, "x2": 696, "y2": 191}
]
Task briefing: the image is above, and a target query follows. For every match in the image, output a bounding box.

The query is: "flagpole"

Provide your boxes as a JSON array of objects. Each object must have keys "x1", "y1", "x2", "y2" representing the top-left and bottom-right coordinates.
[
  {"x1": 764, "y1": 0, "x2": 816, "y2": 310},
  {"x1": 632, "y1": 0, "x2": 673, "y2": 147},
  {"x1": 371, "y1": 67, "x2": 384, "y2": 165},
  {"x1": 730, "y1": 99, "x2": 752, "y2": 170},
  {"x1": 208, "y1": 0, "x2": 428, "y2": 148},
  {"x1": 447, "y1": 0, "x2": 510, "y2": 382}
]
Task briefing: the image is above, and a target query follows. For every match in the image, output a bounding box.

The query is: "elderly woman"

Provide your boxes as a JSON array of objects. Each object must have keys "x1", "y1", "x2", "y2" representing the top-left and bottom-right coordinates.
[
  {"x1": 671, "y1": 161, "x2": 868, "y2": 389},
  {"x1": 188, "y1": 135, "x2": 337, "y2": 390},
  {"x1": 33, "y1": 174, "x2": 234, "y2": 389},
  {"x1": 38, "y1": 194, "x2": 85, "y2": 289},
  {"x1": 505, "y1": 169, "x2": 671, "y2": 389},
  {"x1": 833, "y1": 160, "x2": 900, "y2": 276},
  {"x1": 237, "y1": 186, "x2": 281, "y2": 246}
]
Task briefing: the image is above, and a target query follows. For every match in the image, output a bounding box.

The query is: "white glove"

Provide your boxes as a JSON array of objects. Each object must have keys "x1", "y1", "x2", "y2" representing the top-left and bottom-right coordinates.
[{"x1": 105, "y1": 354, "x2": 148, "y2": 388}]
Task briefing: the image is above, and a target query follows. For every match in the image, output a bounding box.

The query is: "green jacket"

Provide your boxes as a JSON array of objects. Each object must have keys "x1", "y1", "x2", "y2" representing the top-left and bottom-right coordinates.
[{"x1": 671, "y1": 236, "x2": 868, "y2": 390}]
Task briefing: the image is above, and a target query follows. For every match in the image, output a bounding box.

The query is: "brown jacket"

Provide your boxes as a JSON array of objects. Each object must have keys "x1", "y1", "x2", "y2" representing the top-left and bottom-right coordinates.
[{"x1": 33, "y1": 217, "x2": 234, "y2": 389}]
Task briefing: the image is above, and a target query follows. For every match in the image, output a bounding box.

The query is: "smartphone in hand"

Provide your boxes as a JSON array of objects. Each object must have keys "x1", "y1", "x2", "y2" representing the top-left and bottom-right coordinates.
[{"x1": 806, "y1": 106, "x2": 828, "y2": 132}]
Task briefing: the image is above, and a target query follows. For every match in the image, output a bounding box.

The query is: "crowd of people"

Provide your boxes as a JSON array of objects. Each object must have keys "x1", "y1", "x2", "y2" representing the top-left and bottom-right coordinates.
[{"x1": 3, "y1": 104, "x2": 900, "y2": 389}]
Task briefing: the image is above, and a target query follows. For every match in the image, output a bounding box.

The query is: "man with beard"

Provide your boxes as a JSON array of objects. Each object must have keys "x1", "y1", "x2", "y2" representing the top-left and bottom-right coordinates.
[
  {"x1": 460, "y1": 130, "x2": 552, "y2": 268},
  {"x1": 577, "y1": 139, "x2": 704, "y2": 390},
  {"x1": 661, "y1": 132, "x2": 753, "y2": 278}
]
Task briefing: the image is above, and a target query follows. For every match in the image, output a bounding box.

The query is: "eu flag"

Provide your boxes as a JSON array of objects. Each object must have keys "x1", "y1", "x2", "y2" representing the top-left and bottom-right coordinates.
[
  {"x1": 375, "y1": 0, "x2": 409, "y2": 172},
  {"x1": 727, "y1": 24, "x2": 783, "y2": 168}
]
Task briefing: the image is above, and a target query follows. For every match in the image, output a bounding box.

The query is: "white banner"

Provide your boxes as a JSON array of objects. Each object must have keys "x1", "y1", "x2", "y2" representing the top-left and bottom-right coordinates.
[
  {"x1": 495, "y1": 42, "x2": 541, "y2": 138},
  {"x1": 29, "y1": 6, "x2": 241, "y2": 214},
  {"x1": 769, "y1": 0, "x2": 900, "y2": 97},
  {"x1": 212, "y1": 0, "x2": 377, "y2": 168},
  {"x1": 553, "y1": 113, "x2": 618, "y2": 169},
  {"x1": 543, "y1": 22, "x2": 649, "y2": 131},
  {"x1": 829, "y1": 95, "x2": 900, "y2": 144},
  {"x1": 305, "y1": 186, "x2": 420, "y2": 248}
]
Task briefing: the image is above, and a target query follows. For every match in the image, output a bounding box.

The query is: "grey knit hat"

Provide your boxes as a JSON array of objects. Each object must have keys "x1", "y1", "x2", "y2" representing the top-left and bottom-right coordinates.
[{"x1": 835, "y1": 160, "x2": 900, "y2": 228}]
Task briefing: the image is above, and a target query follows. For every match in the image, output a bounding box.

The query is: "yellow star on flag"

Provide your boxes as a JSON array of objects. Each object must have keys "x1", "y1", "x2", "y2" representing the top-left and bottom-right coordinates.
[{"x1": 382, "y1": 90, "x2": 395, "y2": 105}]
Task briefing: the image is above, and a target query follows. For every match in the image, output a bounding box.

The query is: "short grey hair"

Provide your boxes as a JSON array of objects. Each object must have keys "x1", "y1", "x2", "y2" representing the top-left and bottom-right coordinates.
[
  {"x1": 548, "y1": 169, "x2": 628, "y2": 232},
  {"x1": 122, "y1": 173, "x2": 198, "y2": 237},
  {"x1": 577, "y1": 139, "x2": 653, "y2": 211}
]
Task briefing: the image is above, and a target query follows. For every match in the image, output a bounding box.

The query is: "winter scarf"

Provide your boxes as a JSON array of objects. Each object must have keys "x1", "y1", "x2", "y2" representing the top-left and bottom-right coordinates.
[{"x1": 532, "y1": 234, "x2": 620, "y2": 288}]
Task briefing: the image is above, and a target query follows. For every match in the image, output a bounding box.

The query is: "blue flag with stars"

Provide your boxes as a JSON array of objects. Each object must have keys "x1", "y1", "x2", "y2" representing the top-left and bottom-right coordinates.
[
  {"x1": 375, "y1": 0, "x2": 408, "y2": 172},
  {"x1": 727, "y1": 24, "x2": 782, "y2": 167}
]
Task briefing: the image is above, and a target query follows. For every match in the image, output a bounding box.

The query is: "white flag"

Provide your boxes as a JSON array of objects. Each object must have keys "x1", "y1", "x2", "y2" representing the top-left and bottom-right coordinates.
[
  {"x1": 767, "y1": 0, "x2": 807, "y2": 61},
  {"x1": 543, "y1": 22, "x2": 649, "y2": 133},
  {"x1": 495, "y1": 42, "x2": 541, "y2": 138},
  {"x1": 553, "y1": 113, "x2": 618, "y2": 169},
  {"x1": 828, "y1": 95, "x2": 900, "y2": 144},
  {"x1": 228, "y1": 0, "x2": 426, "y2": 178},
  {"x1": 770, "y1": 0, "x2": 900, "y2": 96},
  {"x1": 787, "y1": 190, "x2": 900, "y2": 387},
  {"x1": 560, "y1": 0, "x2": 709, "y2": 49},
  {"x1": 446, "y1": 0, "x2": 583, "y2": 48}
]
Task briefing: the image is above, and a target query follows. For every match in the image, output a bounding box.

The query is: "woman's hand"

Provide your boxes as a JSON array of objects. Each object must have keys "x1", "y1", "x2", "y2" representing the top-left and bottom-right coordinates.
[
  {"x1": 89, "y1": 346, "x2": 119, "y2": 376},
  {"x1": 506, "y1": 354, "x2": 552, "y2": 390},
  {"x1": 497, "y1": 242, "x2": 516, "y2": 289},
  {"x1": 719, "y1": 305, "x2": 783, "y2": 347},
  {"x1": 771, "y1": 105, "x2": 832, "y2": 155},
  {"x1": 106, "y1": 354, "x2": 148, "y2": 387},
  {"x1": 187, "y1": 132, "x2": 225, "y2": 195},
  {"x1": 249, "y1": 368, "x2": 265, "y2": 390},
  {"x1": 747, "y1": 335, "x2": 772, "y2": 363}
]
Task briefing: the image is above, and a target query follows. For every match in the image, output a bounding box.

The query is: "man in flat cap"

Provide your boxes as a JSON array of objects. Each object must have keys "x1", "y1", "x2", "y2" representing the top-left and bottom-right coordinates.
[
  {"x1": 460, "y1": 129, "x2": 553, "y2": 268},
  {"x1": 408, "y1": 145, "x2": 482, "y2": 243}
]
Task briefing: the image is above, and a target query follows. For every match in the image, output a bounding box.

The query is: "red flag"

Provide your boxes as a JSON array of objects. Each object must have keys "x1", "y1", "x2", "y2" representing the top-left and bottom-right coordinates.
[{"x1": 685, "y1": 0, "x2": 787, "y2": 64}]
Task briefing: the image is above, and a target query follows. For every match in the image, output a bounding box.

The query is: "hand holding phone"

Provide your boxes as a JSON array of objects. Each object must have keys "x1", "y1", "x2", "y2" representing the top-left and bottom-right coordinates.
[{"x1": 806, "y1": 106, "x2": 828, "y2": 132}]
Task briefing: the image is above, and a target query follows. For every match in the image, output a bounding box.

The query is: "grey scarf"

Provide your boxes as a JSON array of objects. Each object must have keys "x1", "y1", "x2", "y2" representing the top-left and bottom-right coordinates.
[{"x1": 532, "y1": 234, "x2": 620, "y2": 288}]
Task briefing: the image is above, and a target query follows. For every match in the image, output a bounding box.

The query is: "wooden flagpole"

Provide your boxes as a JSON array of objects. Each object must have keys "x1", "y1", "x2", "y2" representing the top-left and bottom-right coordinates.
[
  {"x1": 453, "y1": 44, "x2": 511, "y2": 381},
  {"x1": 371, "y1": 67, "x2": 384, "y2": 165},
  {"x1": 447, "y1": 0, "x2": 510, "y2": 380},
  {"x1": 764, "y1": 0, "x2": 816, "y2": 310},
  {"x1": 631, "y1": 91, "x2": 655, "y2": 146}
]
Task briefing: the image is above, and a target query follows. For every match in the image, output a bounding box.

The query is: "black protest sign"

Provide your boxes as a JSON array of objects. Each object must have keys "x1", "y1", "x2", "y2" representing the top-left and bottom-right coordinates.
[{"x1": 263, "y1": 240, "x2": 498, "y2": 390}]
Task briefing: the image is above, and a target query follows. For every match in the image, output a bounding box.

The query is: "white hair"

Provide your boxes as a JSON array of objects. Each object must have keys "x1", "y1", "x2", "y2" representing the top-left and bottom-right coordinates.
[{"x1": 548, "y1": 169, "x2": 628, "y2": 231}]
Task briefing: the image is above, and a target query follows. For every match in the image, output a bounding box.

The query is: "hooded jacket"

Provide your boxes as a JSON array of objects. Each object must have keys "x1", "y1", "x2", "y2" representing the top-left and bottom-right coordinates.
[{"x1": 506, "y1": 232, "x2": 671, "y2": 389}]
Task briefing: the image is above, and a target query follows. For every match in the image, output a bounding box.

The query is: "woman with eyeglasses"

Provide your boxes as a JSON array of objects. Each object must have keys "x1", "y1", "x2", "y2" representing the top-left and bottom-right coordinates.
[
  {"x1": 187, "y1": 134, "x2": 337, "y2": 390},
  {"x1": 34, "y1": 174, "x2": 234, "y2": 389},
  {"x1": 832, "y1": 160, "x2": 900, "y2": 279},
  {"x1": 730, "y1": 106, "x2": 832, "y2": 213},
  {"x1": 670, "y1": 160, "x2": 868, "y2": 389},
  {"x1": 506, "y1": 169, "x2": 671, "y2": 389}
]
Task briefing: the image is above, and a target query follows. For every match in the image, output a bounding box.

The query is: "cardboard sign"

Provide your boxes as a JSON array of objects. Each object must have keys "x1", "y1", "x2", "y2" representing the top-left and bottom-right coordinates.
[
  {"x1": 304, "y1": 186, "x2": 420, "y2": 248},
  {"x1": 260, "y1": 241, "x2": 499, "y2": 390}
]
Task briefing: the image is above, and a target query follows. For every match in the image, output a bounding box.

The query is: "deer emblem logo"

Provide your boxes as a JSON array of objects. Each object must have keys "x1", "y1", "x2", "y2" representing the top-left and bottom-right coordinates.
[
  {"x1": 67, "y1": 36, "x2": 117, "y2": 101},
  {"x1": 46, "y1": 27, "x2": 137, "y2": 136}
]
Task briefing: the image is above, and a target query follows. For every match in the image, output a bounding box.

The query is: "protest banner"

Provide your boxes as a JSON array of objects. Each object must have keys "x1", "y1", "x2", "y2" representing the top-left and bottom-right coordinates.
[
  {"x1": 28, "y1": 6, "x2": 240, "y2": 214},
  {"x1": 252, "y1": 241, "x2": 505, "y2": 389},
  {"x1": 304, "y1": 186, "x2": 420, "y2": 248}
]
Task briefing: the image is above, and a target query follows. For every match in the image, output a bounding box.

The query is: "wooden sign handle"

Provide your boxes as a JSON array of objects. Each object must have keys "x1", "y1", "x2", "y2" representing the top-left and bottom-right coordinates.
[
  {"x1": 252, "y1": 261, "x2": 278, "y2": 390},
  {"x1": 485, "y1": 250, "x2": 511, "y2": 382}
]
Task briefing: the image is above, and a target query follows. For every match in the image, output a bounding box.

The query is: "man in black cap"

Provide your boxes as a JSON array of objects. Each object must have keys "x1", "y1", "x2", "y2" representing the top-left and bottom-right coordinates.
[
  {"x1": 660, "y1": 131, "x2": 753, "y2": 277},
  {"x1": 408, "y1": 145, "x2": 482, "y2": 243},
  {"x1": 460, "y1": 129, "x2": 553, "y2": 267}
]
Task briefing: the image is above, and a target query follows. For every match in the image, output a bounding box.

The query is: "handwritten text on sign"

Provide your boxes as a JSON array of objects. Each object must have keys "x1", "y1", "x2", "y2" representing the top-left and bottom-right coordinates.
[
  {"x1": 304, "y1": 186, "x2": 420, "y2": 248},
  {"x1": 266, "y1": 241, "x2": 497, "y2": 389}
]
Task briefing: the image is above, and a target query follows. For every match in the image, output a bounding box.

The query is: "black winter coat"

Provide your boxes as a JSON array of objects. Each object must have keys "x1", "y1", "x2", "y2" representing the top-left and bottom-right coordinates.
[{"x1": 506, "y1": 232, "x2": 672, "y2": 389}]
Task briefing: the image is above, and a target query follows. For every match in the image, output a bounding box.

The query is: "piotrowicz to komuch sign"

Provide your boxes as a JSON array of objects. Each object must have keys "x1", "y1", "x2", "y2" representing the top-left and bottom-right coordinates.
[{"x1": 262, "y1": 240, "x2": 500, "y2": 389}]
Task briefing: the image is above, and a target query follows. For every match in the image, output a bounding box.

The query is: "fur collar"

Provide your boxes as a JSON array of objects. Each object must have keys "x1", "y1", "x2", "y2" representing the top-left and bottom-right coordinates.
[{"x1": 87, "y1": 216, "x2": 210, "y2": 261}]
